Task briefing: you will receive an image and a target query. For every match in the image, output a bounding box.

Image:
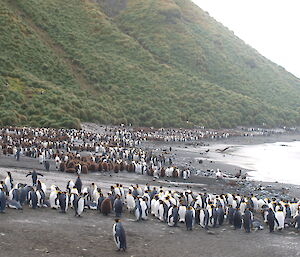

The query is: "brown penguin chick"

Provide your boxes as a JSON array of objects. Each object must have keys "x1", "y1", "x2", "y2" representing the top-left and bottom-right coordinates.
[{"x1": 101, "y1": 198, "x2": 112, "y2": 215}]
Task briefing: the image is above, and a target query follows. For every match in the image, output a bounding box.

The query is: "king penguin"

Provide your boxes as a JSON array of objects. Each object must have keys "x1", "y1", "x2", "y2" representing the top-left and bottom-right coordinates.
[
  {"x1": 113, "y1": 195, "x2": 123, "y2": 218},
  {"x1": 233, "y1": 208, "x2": 242, "y2": 229},
  {"x1": 29, "y1": 188, "x2": 38, "y2": 209},
  {"x1": 243, "y1": 208, "x2": 253, "y2": 233},
  {"x1": 275, "y1": 208, "x2": 285, "y2": 230},
  {"x1": 74, "y1": 193, "x2": 87, "y2": 217},
  {"x1": 200, "y1": 208, "x2": 209, "y2": 230},
  {"x1": 126, "y1": 191, "x2": 135, "y2": 213},
  {"x1": 167, "y1": 205, "x2": 179, "y2": 227},
  {"x1": 185, "y1": 206, "x2": 194, "y2": 230},
  {"x1": 178, "y1": 203, "x2": 186, "y2": 223},
  {"x1": 134, "y1": 197, "x2": 142, "y2": 221},
  {"x1": 113, "y1": 219, "x2": 127, "y2": 252},
  {"x1": 5, "y1": 171, "x2": 13, "y2": 193},
  {"x1": 267, "y1": 208, "x2": 278, "y2": 233},
  {"x1": 57, "y1": 191, "x2": 68, "y2": 213},
  {"x1": 0, "y1": 188, "x2": 6, "y2": 213},
  {"x1": 140, "y1": 198, "x2": 148, "y2": 220}
]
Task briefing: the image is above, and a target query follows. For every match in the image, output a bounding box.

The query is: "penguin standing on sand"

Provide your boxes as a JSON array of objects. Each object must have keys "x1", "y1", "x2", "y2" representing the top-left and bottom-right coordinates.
[
  {"x1": 200, "y1": 209, "x2": 209, "y2": 230},
  {"x1": 185, "y1": 206, "x2": 194, "y2": 230},
  {"x1": 97, "y1": 193, "x2": 105, "y2": 212},
  {"x1": 75, "y1": 176, "x2": 82, "y2": 194},
  {"x1": 113, "y1": 219, "x2": 127, "y2": 252},
  {"x1": 267, "y1": 208, "x2": 279, "y2": 233},
  {"x1": 140, "y1": 198, "x2": 148, "y2": 220},
  {"x1": 50, "y1": 186, "x2": 59, "y2": 209},
  {"x1": 233, "y1": 208, "x2": 242, "y2": 229},
  {"x1": 9, "y1": 185, "x2": 19, "y2": 202},
  {"x1": 69, "y1": 187, "x2": 79, "y2": 208},
  {"x1": 57, "y1": 192, "x2": 68, "y2": 213},
  {"x1": 0, "y1": 188, "x2": 6, "y2": 213},
  {"x1": 19, "y1": 184, "x2": 30, "y2": 206},
  {"x1": 211, "y1": 205, "x2": 218, "y2": 228},
  {"x1": 0, "y1": 181, "x2": 8, "y2": 196},
  {"x1": 126, "y1": 191, "x2": 135, "y2": 213},
  {"x1": 113, "y1": 195, "x2": 123, "y2": 218},
  {"x1": 158, "y1": 200, "x2": 165, "y2": 222},
  {"x1": 28, "y1": 188, "x2": 38, "y2": 209},
  {"x1": 275, "y1": 208, "x2": 285, "y2": 230},
  {"x1": 74, "y1": 193, "x2": 87, "y2": 217},
  {"x1": 217, "y1": 205, "x2": 225, "y2": 226},
  {"x1": 134, "y1": 197, "x2": 142, "y2": 221},
  {"x1": 26, "y1": 170, "x2": 43, "y2": 186},
  {"x1": 178, "y1": 203, "x2": 186, "y2": 223},
  {"x1": 168, "y1": 205, "x2": 179, "y2": 227},
  {"x1": 36, "y1": 189, "x2": 45, "y2": 207},
  {"x1": 66, "y1": 180, "x2": 75, "y2": 194},
  {"x1": 243, "y1": 208, "x2": 253, "y2": 233},
  {"x1": 195, "y1": 208, "x2": 201, "y2": 225},
  {"x1": 5, "y1": 172, "x2": 13, "y2": 192}
]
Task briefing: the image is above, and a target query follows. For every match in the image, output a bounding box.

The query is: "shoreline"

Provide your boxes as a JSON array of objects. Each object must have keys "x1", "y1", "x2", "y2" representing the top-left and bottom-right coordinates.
[{"x1": 141, "y1": 132, "x2": 300, "y2": 199}]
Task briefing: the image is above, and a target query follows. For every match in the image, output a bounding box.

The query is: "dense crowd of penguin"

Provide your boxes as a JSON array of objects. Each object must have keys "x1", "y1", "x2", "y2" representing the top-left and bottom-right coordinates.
[
  {"x1": 0, "y1": 126, "x2": 300, "y2": 251},
  {"x1": 1, "y1": 169, "x2": 300, "y2": 251},
  {"x1": 0, "y1": 127, "x2": 192, "y2": 179}
]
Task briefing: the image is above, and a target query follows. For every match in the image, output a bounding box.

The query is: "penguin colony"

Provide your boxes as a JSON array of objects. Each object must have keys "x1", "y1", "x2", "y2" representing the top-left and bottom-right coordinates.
[
  {"x1": 0, "y1": 127, "x2": 192, "y2": 179},
  {"x1": 0, "y1": 126, "x2": 300, "y2": 252},
  {"x1": 1, "y1": 171, "x2": 300, "y2": 239},
  {"x1": 0, "y1": 126, "x2": 284, "y2": 179}
]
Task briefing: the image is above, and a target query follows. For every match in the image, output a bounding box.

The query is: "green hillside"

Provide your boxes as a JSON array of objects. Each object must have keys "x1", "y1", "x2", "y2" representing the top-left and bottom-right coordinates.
[{"x1": 1, "y1": 0, "x2": 300, "y2": 129}]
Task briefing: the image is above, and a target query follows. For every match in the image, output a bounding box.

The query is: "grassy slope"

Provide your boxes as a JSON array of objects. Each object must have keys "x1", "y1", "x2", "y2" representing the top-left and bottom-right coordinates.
[{"x1": 0, "y1": 0, "x2": 300, "y2": 128}]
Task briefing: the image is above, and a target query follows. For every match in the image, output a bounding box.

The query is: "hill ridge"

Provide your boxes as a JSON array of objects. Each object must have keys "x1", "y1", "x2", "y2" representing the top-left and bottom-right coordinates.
[{"x1": 1, "y1": 0, "x2": 300, "y2": 129}]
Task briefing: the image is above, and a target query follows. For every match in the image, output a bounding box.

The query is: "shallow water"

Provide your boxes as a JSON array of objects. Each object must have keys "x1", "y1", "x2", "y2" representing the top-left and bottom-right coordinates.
[{"x1": 220, "y1": 141, "x2": 300, "y2": 185}]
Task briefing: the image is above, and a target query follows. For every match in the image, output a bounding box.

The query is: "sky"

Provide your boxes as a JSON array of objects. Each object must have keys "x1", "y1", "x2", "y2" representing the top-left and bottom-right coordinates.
[{"x1": 192, "y1": 0, "x2": 300, "y2": 78}]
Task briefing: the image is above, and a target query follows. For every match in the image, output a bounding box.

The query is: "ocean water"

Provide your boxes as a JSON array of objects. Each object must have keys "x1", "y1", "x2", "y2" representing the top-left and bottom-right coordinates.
[{"x1": 223, "y1": 141, "x2": 300, "y2": 185}]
